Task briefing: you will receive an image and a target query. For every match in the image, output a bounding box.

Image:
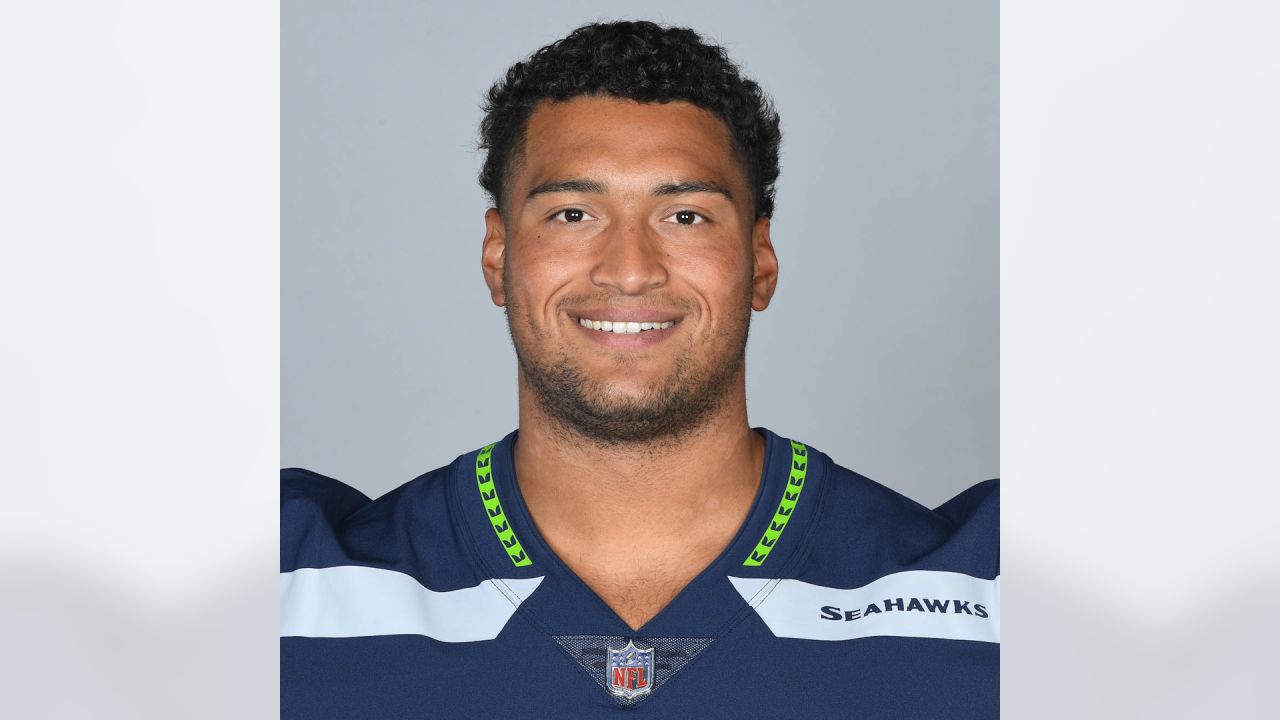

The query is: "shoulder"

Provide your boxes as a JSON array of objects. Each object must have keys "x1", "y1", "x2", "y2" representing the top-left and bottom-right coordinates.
[
  {"x1": 280, "y1": 467, "x2": 372, "y2": 536},
  {"x1": 280, "y1": 462, "x2": 460, "y2": 577},
  {"x1": 803, "y1": 447, "x2": 999, "y2": 583},
  {"x1": 933, "y1": 477, "x2": 999, "y2": 548}
]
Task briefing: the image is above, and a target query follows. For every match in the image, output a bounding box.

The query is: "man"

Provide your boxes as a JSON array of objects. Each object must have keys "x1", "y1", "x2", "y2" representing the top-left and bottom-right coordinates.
[{"x1": 282, "y1": 20, "x2": 998, "y2": 717}]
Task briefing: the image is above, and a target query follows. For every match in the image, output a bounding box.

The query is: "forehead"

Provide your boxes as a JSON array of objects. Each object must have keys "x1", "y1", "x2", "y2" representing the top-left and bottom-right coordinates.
[{"x1": 517, "y1": 96, "x2": 744, "y2": 194}]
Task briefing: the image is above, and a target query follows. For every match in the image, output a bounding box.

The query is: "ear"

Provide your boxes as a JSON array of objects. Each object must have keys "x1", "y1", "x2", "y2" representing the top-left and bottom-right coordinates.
[
  {"x1": 750, "y1": 216, "x2": 779, "y2": 311},
  {"x1": 481, "y1": 207, "x2": 507, "y2": 307}
]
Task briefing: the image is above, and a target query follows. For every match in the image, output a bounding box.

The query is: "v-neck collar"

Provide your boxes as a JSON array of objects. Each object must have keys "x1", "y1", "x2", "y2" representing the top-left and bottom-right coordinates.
[{"x1": 451, "y1": 427, "x2": 826, "y2": 638}]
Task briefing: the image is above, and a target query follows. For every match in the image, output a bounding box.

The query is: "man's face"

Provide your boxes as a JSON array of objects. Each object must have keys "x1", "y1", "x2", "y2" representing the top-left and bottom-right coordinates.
[{"x1": 482, "y1": 96, "x2": 778, "y2": 443}]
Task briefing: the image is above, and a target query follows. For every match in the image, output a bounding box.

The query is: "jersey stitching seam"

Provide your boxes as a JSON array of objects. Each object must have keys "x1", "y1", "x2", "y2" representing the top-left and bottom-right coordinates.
[
  {"x1": 487, "y1": 578, "x2": 526, "y2": 610},
  {"x1": 743, "y1": 577, "x2": 783, "y2": 607}
]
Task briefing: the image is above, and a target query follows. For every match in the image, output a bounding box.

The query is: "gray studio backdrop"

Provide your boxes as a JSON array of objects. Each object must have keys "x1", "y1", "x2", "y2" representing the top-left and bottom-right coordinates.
[{"x1": 282, "y1": 0, "x2": 997, "y2": 507}]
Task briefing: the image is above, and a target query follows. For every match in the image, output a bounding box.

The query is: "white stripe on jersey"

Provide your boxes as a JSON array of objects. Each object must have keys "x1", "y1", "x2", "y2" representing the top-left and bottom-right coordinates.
[
  {"x1": 729, "y1": 571, "x2": 1000, "y2": 643},
  {"x1": 281, "y1": 566, "x2": 544, "y2": 642}
]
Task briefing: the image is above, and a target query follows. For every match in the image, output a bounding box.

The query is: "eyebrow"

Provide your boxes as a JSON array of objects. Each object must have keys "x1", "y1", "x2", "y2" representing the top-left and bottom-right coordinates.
[
  {"x1": 653, "y1": 180, "x2": 734, "y2": 201},
  {"x1": 525, "y1": 178, "x2": 735, "y2": 202},
  {"x1": 526, "y1": 178, "x2": 607, "y2": 199}
]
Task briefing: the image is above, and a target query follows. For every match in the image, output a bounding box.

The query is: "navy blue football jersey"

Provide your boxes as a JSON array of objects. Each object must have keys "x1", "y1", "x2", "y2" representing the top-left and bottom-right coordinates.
[{"x1": 281, "y1": 428, "x2": 999, "y2": 718}]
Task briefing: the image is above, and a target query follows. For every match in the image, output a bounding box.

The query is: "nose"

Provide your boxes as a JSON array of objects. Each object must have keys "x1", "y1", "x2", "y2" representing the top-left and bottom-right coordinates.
[{"x1": 589, "y1": 220, "x2": 669, "y2": 295}]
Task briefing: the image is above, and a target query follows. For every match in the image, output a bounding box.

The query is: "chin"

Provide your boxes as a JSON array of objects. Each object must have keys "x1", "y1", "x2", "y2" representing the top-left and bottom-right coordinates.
[{"x1": 585, "y1": 382, "x2": 665, "y2": 408}]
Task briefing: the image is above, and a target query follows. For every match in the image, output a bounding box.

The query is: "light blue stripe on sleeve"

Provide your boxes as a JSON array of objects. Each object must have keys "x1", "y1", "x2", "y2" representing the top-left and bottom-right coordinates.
[
  {"x1": 281, "y1": 566, "x2": 543, "y2": 642},
  {"x1": 729, "y1": 571, "x2": 999, "y2": 643}
]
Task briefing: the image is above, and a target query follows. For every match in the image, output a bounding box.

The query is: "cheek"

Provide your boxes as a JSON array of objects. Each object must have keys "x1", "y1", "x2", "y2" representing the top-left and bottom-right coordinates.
[
  {"x1": 506, "y1": 241, "x2": 583, "y2": 317},
  {"x1": 674, "y1": 247, "x2": 754, "y2": 314}
]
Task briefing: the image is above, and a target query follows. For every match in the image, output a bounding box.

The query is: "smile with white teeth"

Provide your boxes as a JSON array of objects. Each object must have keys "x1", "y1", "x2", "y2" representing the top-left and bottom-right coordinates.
[{"x1": 577, "y1": 318, "x2": 676, "y2": 334}]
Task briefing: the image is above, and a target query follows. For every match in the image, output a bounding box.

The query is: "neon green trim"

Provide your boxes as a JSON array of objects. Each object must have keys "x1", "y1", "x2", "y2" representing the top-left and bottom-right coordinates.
[
  {"x1": 475, "y1": 443, "x2": 532, "y2": 567},
  {"x1": 743, "y1": 440, "x2": 808, "y2": 566}
]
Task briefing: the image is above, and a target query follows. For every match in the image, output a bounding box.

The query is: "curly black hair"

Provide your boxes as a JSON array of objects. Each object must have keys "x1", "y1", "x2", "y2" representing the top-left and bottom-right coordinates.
[{"x1": 478, "y1": 20, "x2": 782, "y2": 219}]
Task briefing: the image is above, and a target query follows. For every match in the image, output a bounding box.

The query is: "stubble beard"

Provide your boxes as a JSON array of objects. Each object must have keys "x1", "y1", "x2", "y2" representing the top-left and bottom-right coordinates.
[{"x1": 507, "y1": 297, "x2": 751, "y2": 446}]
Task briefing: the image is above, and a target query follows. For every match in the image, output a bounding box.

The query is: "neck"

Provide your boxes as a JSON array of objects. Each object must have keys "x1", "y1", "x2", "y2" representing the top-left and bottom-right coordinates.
[{"x1": 511, "y1": 374, "x2": 765, "y2": 549}]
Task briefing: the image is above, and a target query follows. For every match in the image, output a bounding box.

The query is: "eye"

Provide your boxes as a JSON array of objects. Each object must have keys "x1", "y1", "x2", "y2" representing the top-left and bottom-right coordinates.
[
  {"x1": 663, "y1": 210, "x2": 707, "y2": 226},
  {"x1": 551, "y1": 207, "x2": 595, "y2": 223}
]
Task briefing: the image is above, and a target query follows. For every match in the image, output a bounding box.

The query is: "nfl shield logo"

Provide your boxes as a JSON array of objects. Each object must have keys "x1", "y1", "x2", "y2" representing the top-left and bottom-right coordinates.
[{"x1": 606, "y1": 640, "x2": 654, "y2": 699}]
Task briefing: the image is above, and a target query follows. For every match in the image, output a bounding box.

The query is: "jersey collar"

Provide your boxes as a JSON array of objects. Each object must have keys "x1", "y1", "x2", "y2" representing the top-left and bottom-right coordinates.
[{"x1": 450, "y1": 427, "x2": 828, "y2": 637}]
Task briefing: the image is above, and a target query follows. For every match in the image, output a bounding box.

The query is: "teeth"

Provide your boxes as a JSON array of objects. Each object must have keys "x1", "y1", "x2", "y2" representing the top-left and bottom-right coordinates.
[{"x1": 577, "y1": 318, "x2": 676, "y2": 333}]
